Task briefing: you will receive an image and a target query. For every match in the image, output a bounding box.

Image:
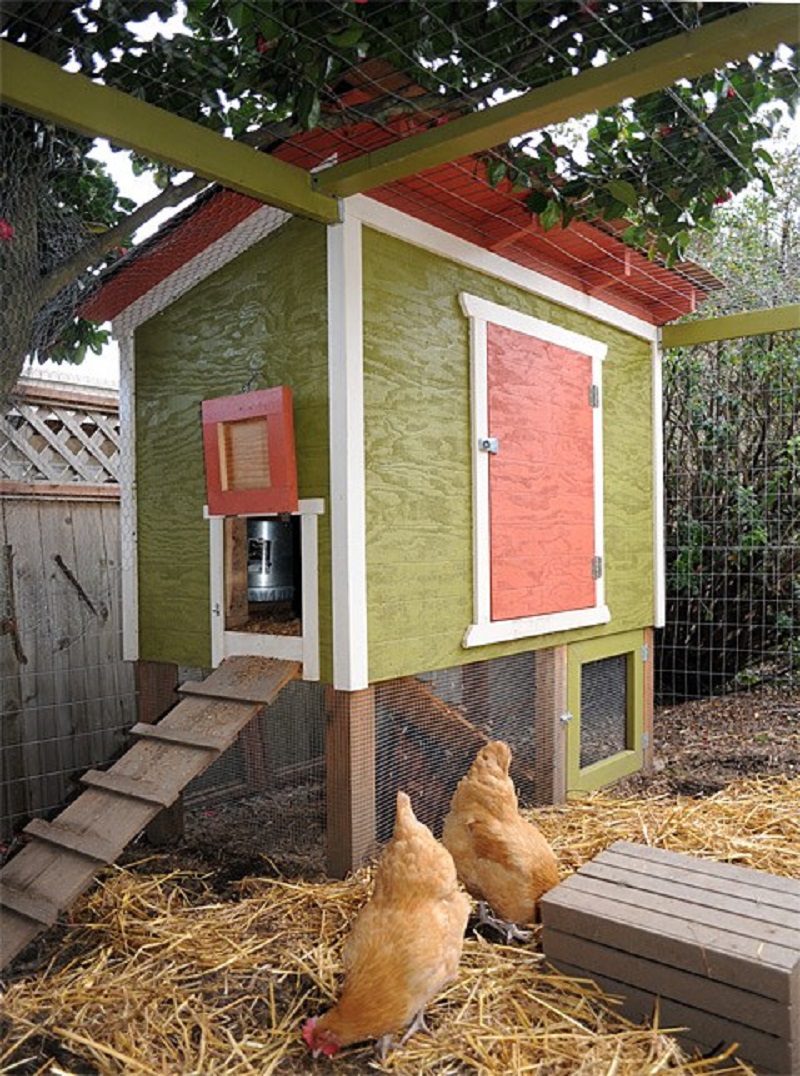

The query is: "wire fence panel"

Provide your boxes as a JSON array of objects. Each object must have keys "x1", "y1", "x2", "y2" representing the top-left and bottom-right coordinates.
[{"x1": 656, "y1": 335, "x2": 799, "y2": 704}]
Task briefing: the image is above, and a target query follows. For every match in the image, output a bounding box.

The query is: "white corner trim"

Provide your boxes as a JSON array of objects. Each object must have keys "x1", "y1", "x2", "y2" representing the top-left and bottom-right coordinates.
[
  {"x1": 328, "y1": 209, "x2": 369, "y2": 690},
  {"x1": 117, "y1": 330, "x2": 139, "y2": 661},
  {"x1": 348, "y1": 194, "x2": 658, "y2": 342},
  {"x1": 652, "y1": 338, "x2": 666, "y2": 628},
  {"x1": 464, "y1": 605, "x2": 612, "y2": 648},
  {"x1": 114, "y1": 203, "x2": 291, "y2": 335}
]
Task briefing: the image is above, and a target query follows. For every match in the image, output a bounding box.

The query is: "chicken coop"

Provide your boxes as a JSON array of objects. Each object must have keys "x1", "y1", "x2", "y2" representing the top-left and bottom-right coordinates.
[{"x1": 77, "y1": 127, "x2": 724, "y2": 876}]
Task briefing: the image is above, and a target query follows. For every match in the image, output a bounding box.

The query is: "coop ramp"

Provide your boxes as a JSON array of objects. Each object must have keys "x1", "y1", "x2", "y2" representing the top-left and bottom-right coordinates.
[{"x1": 0, "y1": 655, "x2": 299, "y2": 969}]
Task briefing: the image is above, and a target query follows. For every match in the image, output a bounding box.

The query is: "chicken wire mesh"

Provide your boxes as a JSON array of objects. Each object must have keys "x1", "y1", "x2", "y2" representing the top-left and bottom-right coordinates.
[
  {"x1": 579, "y1": 654, "x2": 628, "y2": 769},
  {"x1": 176, "y1": 652, "x2": 560, "y2": 876}
]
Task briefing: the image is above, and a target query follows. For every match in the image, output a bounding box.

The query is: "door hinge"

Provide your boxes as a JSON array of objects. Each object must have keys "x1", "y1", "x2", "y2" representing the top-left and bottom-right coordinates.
[
  {"x1": 641, "y1": 643, "x2": 650, "y2": 661},
  {"x1": 642, "y1": 731, "x2": 650, "y2": 750},
  {"x1": 478, "y1": 436, "x2": 500, "y2": 454},
  {"x1": 589, "y1": 384, "x2": 600, "y2": 408},
  {"x1": 591, "y1": 555, "x2": 603, "y2": 580}
]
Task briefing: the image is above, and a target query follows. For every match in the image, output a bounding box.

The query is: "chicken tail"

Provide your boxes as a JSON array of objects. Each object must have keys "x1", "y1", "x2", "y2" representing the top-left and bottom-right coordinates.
[{"x1": 394, "y1": 790, "x2": 417, "y2": 836}]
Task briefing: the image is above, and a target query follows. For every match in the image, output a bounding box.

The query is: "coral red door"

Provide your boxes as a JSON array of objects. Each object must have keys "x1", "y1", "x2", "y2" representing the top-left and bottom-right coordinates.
[{"x1": 487, "y1": 322, "x2": 596, "y2": 621}]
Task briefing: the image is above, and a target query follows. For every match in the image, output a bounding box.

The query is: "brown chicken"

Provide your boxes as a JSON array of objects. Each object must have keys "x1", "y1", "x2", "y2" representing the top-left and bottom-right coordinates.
[
  {"x1": 302, "y1": 790, "x2": 470, "y2": 1060},
  {"x1": 442, "y1": 740, "x2": 559, "y2": 941}
]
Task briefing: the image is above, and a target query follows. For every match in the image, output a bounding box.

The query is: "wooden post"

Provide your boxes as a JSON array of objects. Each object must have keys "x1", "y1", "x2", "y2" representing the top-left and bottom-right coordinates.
[
  {"x1": 135, "y1": 660, "x2": 184, "y2": 843},
  {"x1": 642, "y1": 627, "x2": 655, "y2": 774},
  {"x1": 224, "y1": 517, "x2": 249, "y2": 629},
  {"x1": 533, "y1": 646, "x2": 568, "y2": 805},
  {"x1": 325, "y1": 686, "x2": 376, "y2": 878},
  {"x1": 462, "y1": 661, "x2": 489, "y2": 730}
]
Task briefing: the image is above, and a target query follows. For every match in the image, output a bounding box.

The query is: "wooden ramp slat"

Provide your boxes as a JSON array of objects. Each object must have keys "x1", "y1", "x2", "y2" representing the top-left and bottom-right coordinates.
[
  {"x1": 130, "y1": 722, "x2": 226, "y2": 751},
  {"x1": 23, "y1": 818, "x2": 119, "y2": 863},
  {"x1": 178, "y1": 654, "x2": 299, "y2": 703},
  {"x1": 80, "y1": 768, "x2": 176, "y2": 807},
  {"x1": 0, "y1": 884, "x2": 60, "y2": 926},
  {"x1": 0, "y1": 657, "x2": 299, "y2": 970}
]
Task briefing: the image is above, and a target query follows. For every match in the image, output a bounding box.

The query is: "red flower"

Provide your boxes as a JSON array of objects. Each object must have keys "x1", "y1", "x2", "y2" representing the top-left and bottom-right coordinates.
[
  {"x1": 726, "y1": 87, "x2": 736, "y2": 99},
  {"x1": 256, "y1": 35, "x2": 271, "y2": 52},
  {"x1": 658, "y1": 124, "x2": 674, "y2": 137},
  {"x1": 0, "y1": 218, "x2": 14, "y2": 241},
  {"x1": 714, "y1": 191, "x2": 732, "y2": 205}
]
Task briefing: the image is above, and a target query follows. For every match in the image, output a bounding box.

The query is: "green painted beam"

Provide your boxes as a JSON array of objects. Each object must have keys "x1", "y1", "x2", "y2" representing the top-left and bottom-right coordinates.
[
  {"x1": 315, "y1": 5, "x2": 799, "y2": 197},
  {"x1": 662, "y1": 304, "x2": 800, "y2": 347},
  {"x1": 0, "y1": 41, "x2": 340, "y2": 225}
]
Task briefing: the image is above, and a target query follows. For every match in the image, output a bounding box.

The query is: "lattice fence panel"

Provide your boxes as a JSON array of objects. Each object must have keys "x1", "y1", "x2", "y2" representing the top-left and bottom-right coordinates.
[{"x1": 0, "y1": 388, "x2": 120, "y2": 490}]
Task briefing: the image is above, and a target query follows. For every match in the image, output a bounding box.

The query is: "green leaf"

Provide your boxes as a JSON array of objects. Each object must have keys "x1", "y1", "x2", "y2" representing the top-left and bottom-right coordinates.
[
  {"x1": 296, "y1": 83, "x2": 321, "y2": 130},
  {"x1": 327, "y1": 26, "x2": 363, "y2": 49},
  {"x1": 526, "y1": 190, "x2": 550, "y2": 215},
  {"x1": 605, "y1": 179, "x2": 639, "y2": 207},
  {"x1": 484, "y1": 158, "x2": 507, "y2": 188},
  {"x1": 539, "y1": 199, "x2": 561, "y2": 231}
]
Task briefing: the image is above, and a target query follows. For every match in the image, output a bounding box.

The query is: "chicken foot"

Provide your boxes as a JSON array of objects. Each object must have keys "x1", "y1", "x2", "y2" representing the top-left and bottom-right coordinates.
[
  {"x1": 375, "y1": 1009, "x2": 431, "y2": 1062},
  {"x1": 476, "y1": 900, "x2": 533, "y2": 943}
]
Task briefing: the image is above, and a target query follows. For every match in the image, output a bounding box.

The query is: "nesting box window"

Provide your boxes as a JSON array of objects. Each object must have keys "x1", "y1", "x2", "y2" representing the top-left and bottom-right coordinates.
[
  {"x1": 202, "y1": 386, "x2": 297, "y2": 516},
  {"x1": 566, "y1": 630, "x2": 645, "y2": 792},
  {"x1": 460, "y1": 293, "x2": 610, "y2": 647}
]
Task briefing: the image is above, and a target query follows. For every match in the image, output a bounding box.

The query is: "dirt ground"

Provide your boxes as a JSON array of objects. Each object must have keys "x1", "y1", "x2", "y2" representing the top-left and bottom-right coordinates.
[{"x1": 615, "y1": 688, "x2": 799, "y2": 798}]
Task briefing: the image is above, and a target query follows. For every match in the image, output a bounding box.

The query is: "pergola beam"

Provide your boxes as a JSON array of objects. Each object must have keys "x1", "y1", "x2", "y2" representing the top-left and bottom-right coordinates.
[
  {"x1": 661, "y1": 305, "x2": 800, "y2": 348},
  {"x1": 0, "y1": 41, "x2": 340, "y2": 225},
  {"x1": 314, "y1": 5, "x2": 799, "y2": 198}
]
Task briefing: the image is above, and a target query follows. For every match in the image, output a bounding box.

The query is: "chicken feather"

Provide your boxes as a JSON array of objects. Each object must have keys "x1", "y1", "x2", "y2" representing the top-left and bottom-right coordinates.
[
  {"x1": 303, "y1": 790, "x2": 470, "y2": 1059},
  {"x1": 442, "y1": 740, "x2": 559, "y2": 934}
]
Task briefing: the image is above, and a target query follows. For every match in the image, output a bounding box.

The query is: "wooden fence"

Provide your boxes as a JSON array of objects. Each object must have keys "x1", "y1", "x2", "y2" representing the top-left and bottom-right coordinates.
[{"x1": 1, "y1": 381, "x2": 137, "y2": 842}]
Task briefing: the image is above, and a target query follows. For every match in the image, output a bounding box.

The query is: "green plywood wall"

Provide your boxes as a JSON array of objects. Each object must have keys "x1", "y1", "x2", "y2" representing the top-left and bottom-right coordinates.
[
  {"x1": 362, "y1": 227, "x2": 654, "y2": 682},
  {"x1": 134, "y1": 218, "x2": 330, "y2": 671}
]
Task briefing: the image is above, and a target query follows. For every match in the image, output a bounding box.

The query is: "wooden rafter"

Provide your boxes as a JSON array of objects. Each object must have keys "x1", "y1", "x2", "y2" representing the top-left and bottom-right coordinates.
[
  {"x1": 661, "y1": 304, "x2": 800, "y2": 347},
  {"x1": 314, "y1": 5, "x2": 799, "y2": 198},
  {"x1": 0, "y1": 41, "x2": 340, "y2": 225}
]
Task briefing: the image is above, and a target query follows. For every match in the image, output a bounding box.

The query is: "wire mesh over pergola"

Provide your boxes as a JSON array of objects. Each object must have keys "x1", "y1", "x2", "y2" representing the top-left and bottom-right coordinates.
[{"x1": 1, "y1": 1, "x2": 798, "y2": 379}]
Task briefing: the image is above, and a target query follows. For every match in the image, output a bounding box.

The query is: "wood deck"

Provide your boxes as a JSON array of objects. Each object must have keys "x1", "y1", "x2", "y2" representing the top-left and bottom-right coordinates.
[
  {"x1": 0, "y1": 656, "x2": 299, "y2": 969},
  {"x1": 541, "y1": 841, "x2": 800, "y2": 1074}
]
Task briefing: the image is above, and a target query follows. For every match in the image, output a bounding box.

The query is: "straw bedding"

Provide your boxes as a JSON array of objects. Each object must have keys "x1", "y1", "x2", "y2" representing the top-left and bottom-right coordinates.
[{"x1": 2, "y1": 774, "x2": 797, "y2": 1075}]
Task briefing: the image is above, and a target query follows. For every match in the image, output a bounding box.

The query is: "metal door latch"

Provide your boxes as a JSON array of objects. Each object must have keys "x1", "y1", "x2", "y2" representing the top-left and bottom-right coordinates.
[{"x1": 478, "y1": 436, "x2": 499, "y2": 454}]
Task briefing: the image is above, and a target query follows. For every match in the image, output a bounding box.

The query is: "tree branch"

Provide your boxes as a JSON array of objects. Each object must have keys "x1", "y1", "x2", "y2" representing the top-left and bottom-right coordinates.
[{"x1": 34, "y1": 172, "x2": 211, "y2": 310}]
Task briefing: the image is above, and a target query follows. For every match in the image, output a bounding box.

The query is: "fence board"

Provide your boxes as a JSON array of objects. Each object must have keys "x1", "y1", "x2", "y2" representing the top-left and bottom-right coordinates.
[{"x1": 0, "y1": 498, "x2": 136, "y2": 840}]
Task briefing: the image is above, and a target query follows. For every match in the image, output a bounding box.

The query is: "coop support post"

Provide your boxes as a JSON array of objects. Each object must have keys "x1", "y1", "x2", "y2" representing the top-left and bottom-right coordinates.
[
  {"x1": 135, "y1": 660, "x2": 184, "y2": 843},
  {"x1": 534, "y1": 646, "x2": 568, "y2": 804},
  {"x1": 325, "y1": 686, "x2": 376, "y2": 877},
  {"x1": 642, "y1": 628, "x2": 655, "y2": 774}
]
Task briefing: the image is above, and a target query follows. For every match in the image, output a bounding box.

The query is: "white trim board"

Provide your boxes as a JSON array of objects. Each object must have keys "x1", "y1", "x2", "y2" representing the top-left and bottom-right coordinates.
[
  {"x1": 207, "y1": 498, "x2": 324, "y2": 680},
  {"x1": 461, "y1": 290, "x2": 610, "y2": 648},
  {"x1": 117, "y1": 330, "x2": 139, "y2": 662},
  {"x1": 327, "y1": 211, "x2": 369, "y2": 691},
  {"x1": 652, "y1": 338, "x2": 666, "y2": 628},
  {"x1": 349, "y1": 194, "x2": 658, "y2": 343}
]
